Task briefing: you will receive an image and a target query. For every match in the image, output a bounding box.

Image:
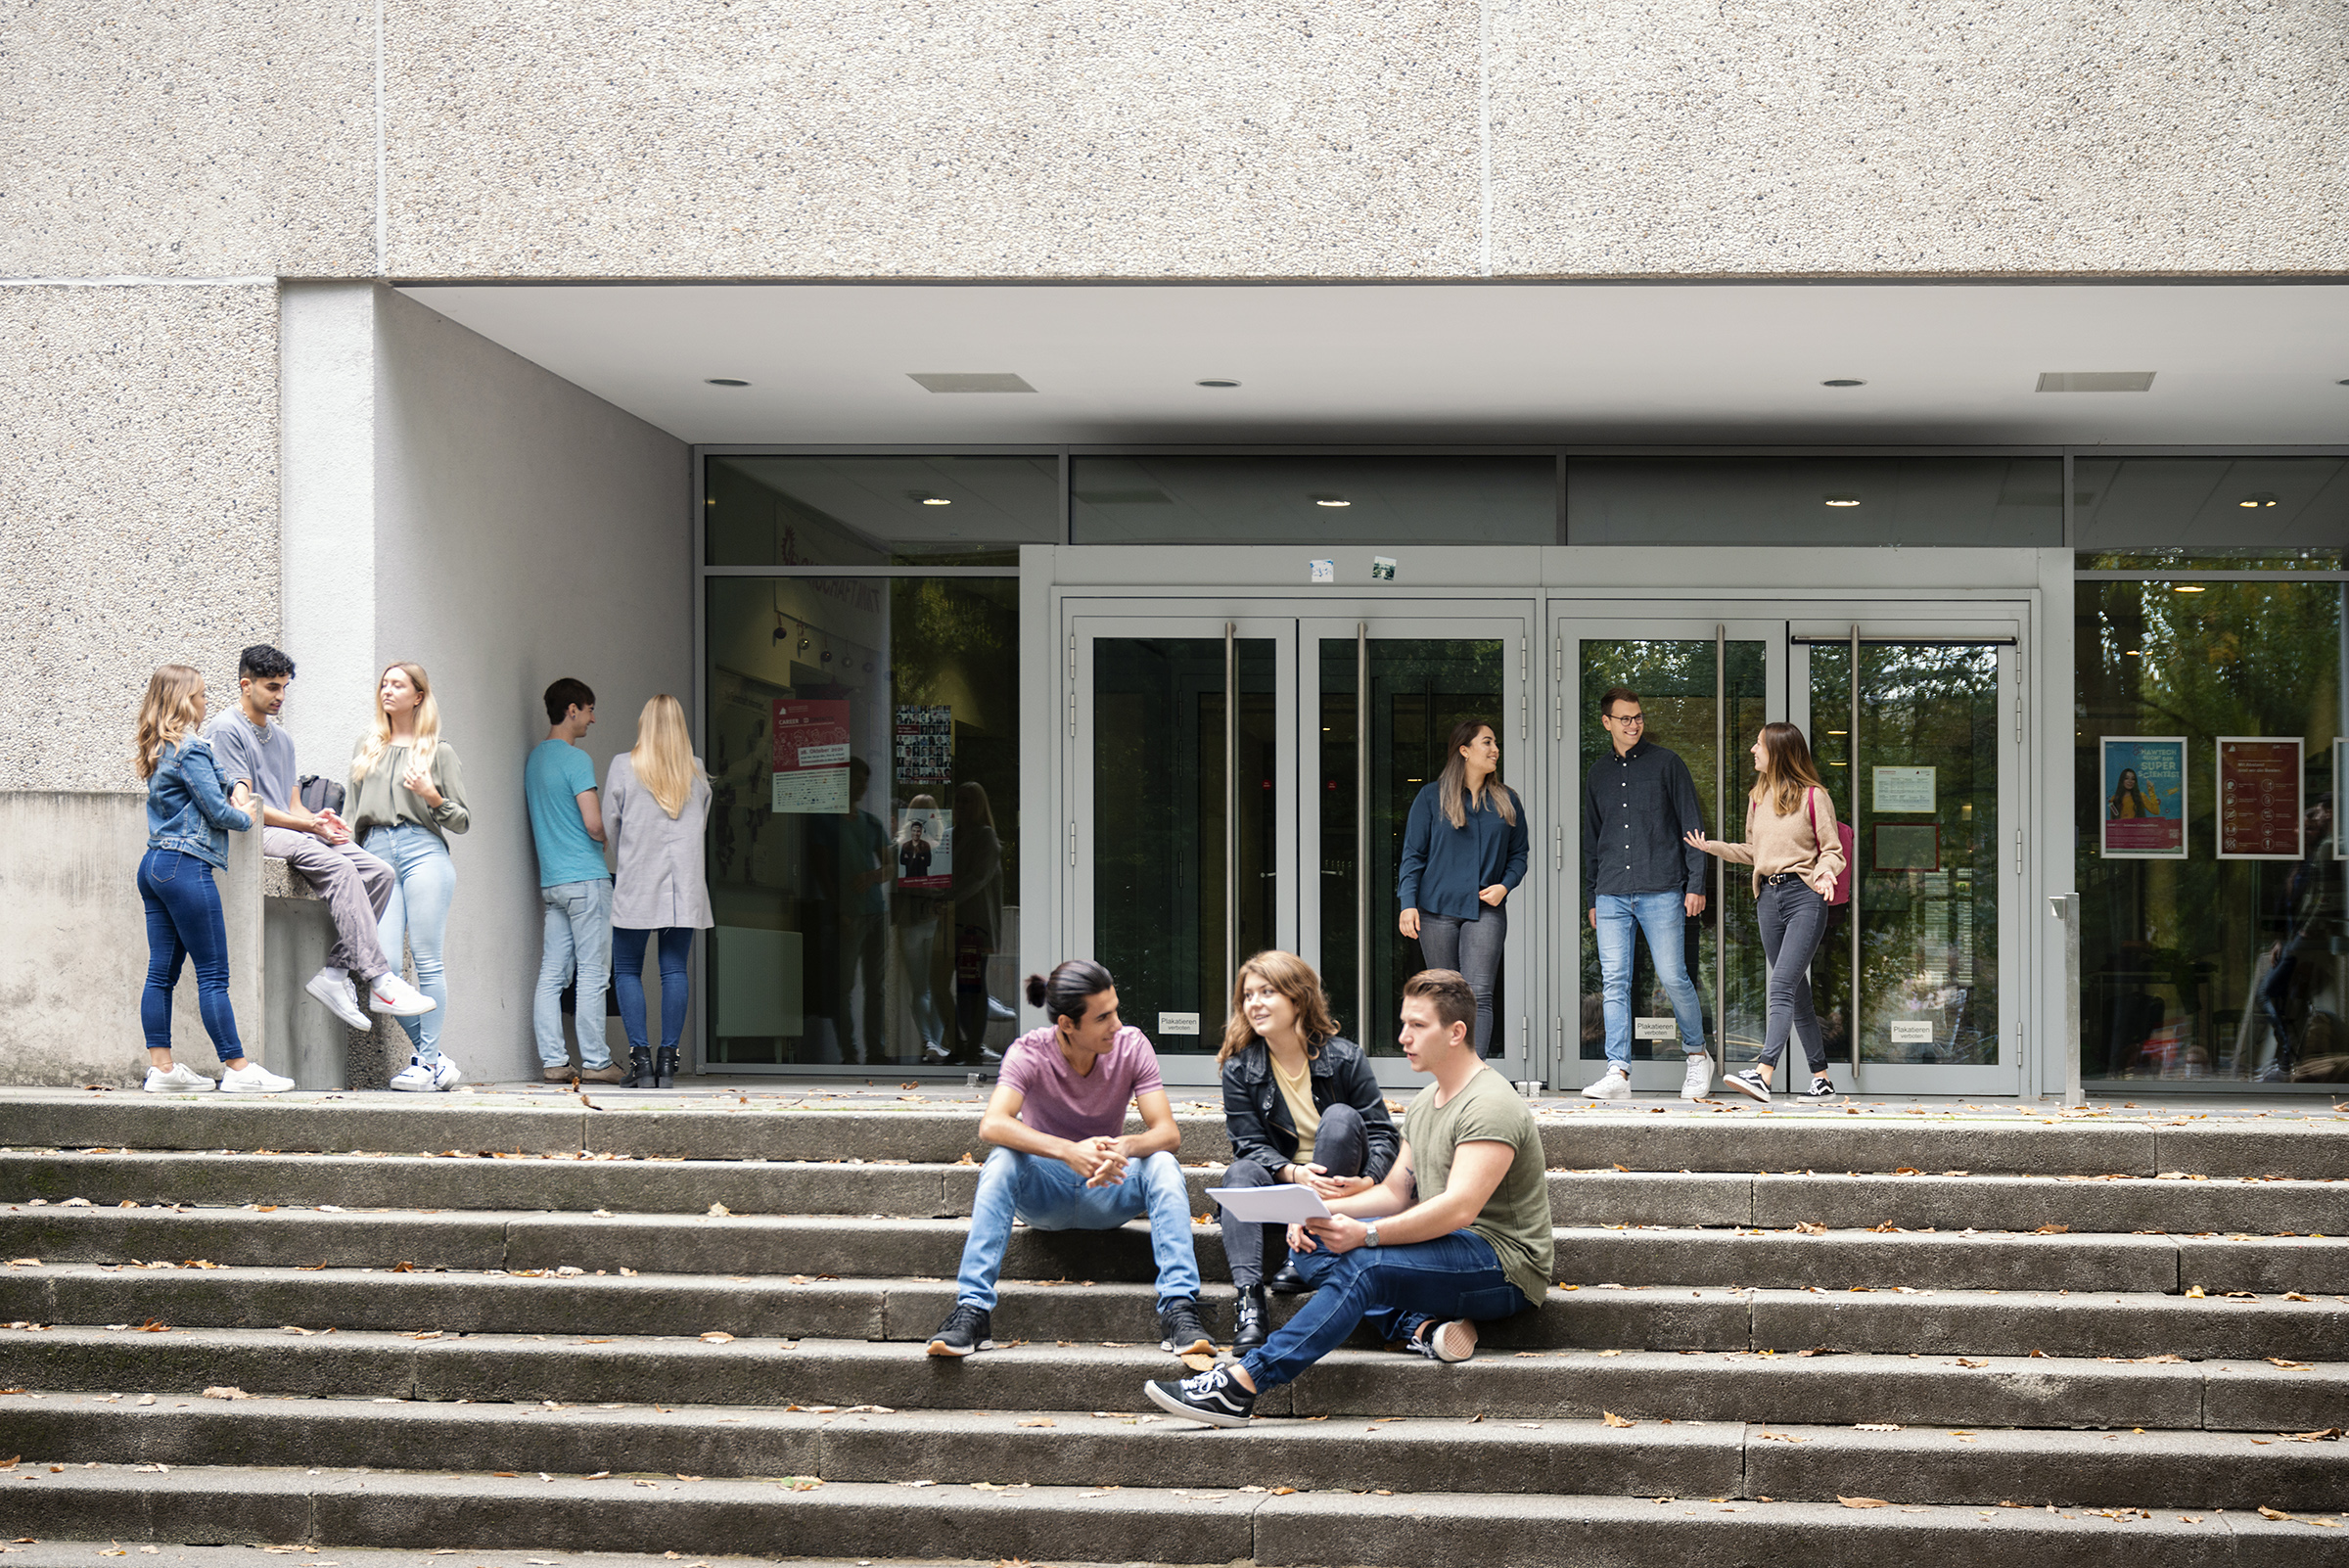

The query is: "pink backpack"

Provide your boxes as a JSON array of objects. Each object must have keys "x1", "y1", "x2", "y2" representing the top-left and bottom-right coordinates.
[{"x1": 1806, "y1": 788, "x2": 1856, "y2": 906}]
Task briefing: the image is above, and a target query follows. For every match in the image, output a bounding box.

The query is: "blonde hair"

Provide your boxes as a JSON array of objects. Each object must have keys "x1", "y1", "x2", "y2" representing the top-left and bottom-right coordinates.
[
  {"x1": 1751, "y1": 720, "x2": 1828, "y2": 817},
  {"x1": 134, "y1": 664, "x2": 207, "y2": 781},
  {"x1": 1437, "y1": 717, "x2": 1517, "y2": 830},
  {"x1": 1216, "y1": 949, "x2": 1341, "y2": 1067},
  {"x1": 352, "y1": 662, "x2": 440, "y2": 780},
  {"x1": 631, "y1": 694, "x2": 702, "y2": 818}
]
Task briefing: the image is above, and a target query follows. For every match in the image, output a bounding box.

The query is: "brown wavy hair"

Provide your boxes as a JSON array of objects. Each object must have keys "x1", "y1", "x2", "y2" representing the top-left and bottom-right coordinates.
[
  {"x1": 1752, "y1": 720, "x2": 1828, "y2": 816},
  {"x1": 134, "y1": 664, "x2": 208, "y2": 781},
  {"x1": 1216, "y1": 949, "x2": 1341, "y2": 1067}
]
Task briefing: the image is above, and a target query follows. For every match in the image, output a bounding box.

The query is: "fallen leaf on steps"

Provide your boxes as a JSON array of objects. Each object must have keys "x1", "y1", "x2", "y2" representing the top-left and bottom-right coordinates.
[
  {"x1": 1839, "y1": 1497, "x2": 1892, "y2": 1509},
  {"x1": 707, "y1": 1203, "x2": 730, "y2": 1217},
  {"x1": 1601, "y1": 1411, "x2": 1635, "y2": 1428},
  {"x1": 2033, "y1": 1224, "x2": 2069, "y2": 1235},
  {"x1": 1855, "y1": 1423, "x2": 1902, "y2": 1432},
  {"x1": 1955, "y1": 1359, "x2": 1987, "y2": 1368},
  {"x1": 1793, "y1": 1222, "x2": 1826, "y2": 1234},
  {"x1": 1018, "y1": 1419, "x2": 1055, "y2": 1428},
  {"x1": 2268, "y1": 1358, "x2": 2315, "y2": 1370},
  {"x1": 200, "y1": 1387, "x2": 253, "y2": 1400},
  {"x1": 1271, "y1": 1486, "x2": 1297, "y2": 1495},
  {"x1": 2185, "y1": 1286, "x2": 2206, "y2": 1299},
  {"x1": 1181, "y1": 1353, "x2": 1216, "y2": 1371},
  {"x1": 699, "y1": 1332, "x2": 735, "y2": 1344}
]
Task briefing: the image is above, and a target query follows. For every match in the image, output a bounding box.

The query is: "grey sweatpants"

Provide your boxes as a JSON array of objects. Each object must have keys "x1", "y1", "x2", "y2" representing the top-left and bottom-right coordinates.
[{"x1": 265, "y1": 826, "x2": 395, "y2": 980}]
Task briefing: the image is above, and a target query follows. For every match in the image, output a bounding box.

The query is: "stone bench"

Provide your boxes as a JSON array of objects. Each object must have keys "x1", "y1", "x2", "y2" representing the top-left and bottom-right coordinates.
[{"x1": 262, "y1": 854, "x2": 404, "y2": 1090}]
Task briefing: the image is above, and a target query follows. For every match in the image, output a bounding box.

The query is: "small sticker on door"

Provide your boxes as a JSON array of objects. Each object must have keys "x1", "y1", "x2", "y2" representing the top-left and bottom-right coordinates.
[
  {"x1": 1370, "y1": 556, "x2": 1397, "y2": 581},
  {"x1": 1309, "y1": 558, "x2": 1334, "y2": 583},
  {"x1": 1634, "y1": 1017, "x2": 1679, "y2": 1040},
  {"x1": 1888, "y1": 1019, "x2": 1936, "y2": 1043},
  {"x1": 1158, "y1": 1011, "x2": 1202, "y2": 1036}
]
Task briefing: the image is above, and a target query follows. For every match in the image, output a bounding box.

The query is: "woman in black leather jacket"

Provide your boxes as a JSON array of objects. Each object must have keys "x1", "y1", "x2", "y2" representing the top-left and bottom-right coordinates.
[{"x1": 1216, "y1": 950, "x2": 1400, "y2": 1350}]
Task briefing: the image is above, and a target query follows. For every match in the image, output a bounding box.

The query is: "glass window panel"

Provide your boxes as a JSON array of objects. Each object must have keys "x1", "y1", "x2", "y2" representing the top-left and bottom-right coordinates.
[
  {"x1": 703, "y1": 576, "x2": 1020, "y2": 1067},
  {"x1": 1092, "y1": 638, "x2": 1277, "y2": 1056},
  {"x1": 707, "y1": 455, "x2": 1059, "y2": 566},
  {"x1": 1568, "y1": 457, "x2": 2062, "y2": 546},
  {"x1": 1576, "y1": 641, "x2": 1768, "y2": 1063},
  {"x1": 2074, "y1": 457, "x2": 2349, "y2": 552},
  {"x1": 2075, "y1": 580, "x2": 2346, "y2": 1084},
  {"x1": 1071, "y1": 456, "x2": 1557, "y2": 545}
]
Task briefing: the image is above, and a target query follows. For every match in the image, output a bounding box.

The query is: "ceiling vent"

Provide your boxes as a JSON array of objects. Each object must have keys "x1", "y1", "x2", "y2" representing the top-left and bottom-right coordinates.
[
  {"x1": 908, "y1": 372, "x2": 1036, "y2": 393},
  {"x1": 2036, "y1": 371, "x2": 2156, "y2": 392}
]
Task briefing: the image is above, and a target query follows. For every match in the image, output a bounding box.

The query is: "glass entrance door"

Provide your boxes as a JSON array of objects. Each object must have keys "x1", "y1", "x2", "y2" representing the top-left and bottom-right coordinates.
[{"x1": 1792, "y1": 625, "x2": 2022, "y2": 1095}]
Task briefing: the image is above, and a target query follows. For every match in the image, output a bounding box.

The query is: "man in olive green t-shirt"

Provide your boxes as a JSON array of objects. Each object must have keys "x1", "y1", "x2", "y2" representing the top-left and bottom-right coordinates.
[{"x1": 1147, "y1": 968, "x2": 1552, "y2": 1428}]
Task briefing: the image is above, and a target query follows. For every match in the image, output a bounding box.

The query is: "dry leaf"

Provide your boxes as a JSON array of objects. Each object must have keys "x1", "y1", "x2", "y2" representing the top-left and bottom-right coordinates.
[
  {"x1": 1271, "y1": 1486, "x2": 1297, "y2": 1495},
  {"x1": 1017, "y1": 1418, "x2": 1056, "y2": 1428},
  {"x1": 2034, "y1": 1224, "x2": 2069, "y2": 1235},
  {"x1": 1855, "y1": 1423, "x2": 1902, "y2": 1432},
  {"x1": 1180, "y1": 1353, "x2": 1216, "y2": 1372},
  {"x1": 699, "y1": 1331, "x2": 735, "y2": 1344},
  {"x1": 1793, "y1": 1222, "x2": 1826, "y2": 1235},
  {"x1": 707, "y1": 1203, "x2": 731, "y2": 1217},
  {"x1": 2268, "y1": 1358, "x2": 2315, "y2": 1370},
  {"x1": 1601, "y1": 1411, "x2": 1635, "y2": 1428},
  {"x1": 2260, "y1": 1506, "x2": 2296, "y2": 1521},
  {"x1": 1955, "y1": 1359, "x2": 1987, "y2": 1368},
  {"x1": 2185, "y1": 1285, "x2": 2206, "y2": 1299},
  {"x1": 200, "y1": 1387, "x2": 253, "y2": 1400},
  {"x1": 1839, "y1": 1496, "x2": 1892, "y2": 1509}
]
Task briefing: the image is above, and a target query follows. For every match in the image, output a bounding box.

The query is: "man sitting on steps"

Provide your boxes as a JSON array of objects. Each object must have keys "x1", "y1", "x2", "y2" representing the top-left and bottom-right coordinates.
[
  {"x1": 1145, "y1": 968, "x2": 1552, "y2": 1427},
  {"x1": 927, "y1": 957, "x2": 1214, "y2": 1360}
]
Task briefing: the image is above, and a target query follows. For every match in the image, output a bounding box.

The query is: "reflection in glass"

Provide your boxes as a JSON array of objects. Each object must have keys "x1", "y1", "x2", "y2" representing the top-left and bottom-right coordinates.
[
  {"x1": 704, "y1": 576, "x2": 1020, "y2": 1067},
  {"x1": 1575, "y1": 641, "x2": 1768, "y2": 1063},
  {"x1": 2075, "y1": 580, "x2": 2346, "y2": 1084},
  {"x1": 1072, "y1": 457, "x2": 1557, "y2": 546},
  {"x1": 706, "y1": 455, "x2": 1059, "y2": 566},
  {"x1": 1810, "y1": 644, "x2": 2001, "y2": 1068},
  {"x1": 2073, "y1": 457, "x2": 2349, "y2": 554},
  {"x1": 1094, "y1": 639, "x2": 1277, "y2": 1056},
  {"x1": 1568, "y1": 458, "x2": 2062, "y2": 547},
  {"x1": 1319, "y1": 640, "x2": 1506, "y2": 1053}
]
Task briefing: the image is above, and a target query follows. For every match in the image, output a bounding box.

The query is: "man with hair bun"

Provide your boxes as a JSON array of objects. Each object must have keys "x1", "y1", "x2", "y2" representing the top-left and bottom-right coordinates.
[
  {"x1": 927, "y1": 959, "x2": 1211, "y2": 1360},
  {"x1": 1146, "y1": 968, "x2": 1553, "y2": 1427}
]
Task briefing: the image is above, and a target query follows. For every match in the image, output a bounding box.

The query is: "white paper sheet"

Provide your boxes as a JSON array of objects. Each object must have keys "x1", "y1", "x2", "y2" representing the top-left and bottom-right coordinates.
[{"x1": 1205, "y1": 1184, "x2": 1333, "y2": 1223}]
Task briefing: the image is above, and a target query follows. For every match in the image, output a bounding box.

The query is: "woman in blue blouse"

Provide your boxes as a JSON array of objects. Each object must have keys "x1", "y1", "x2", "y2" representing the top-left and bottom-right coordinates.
[{"x1": 1396, "y1": 718, "x2": 1530, "y2": 1056}]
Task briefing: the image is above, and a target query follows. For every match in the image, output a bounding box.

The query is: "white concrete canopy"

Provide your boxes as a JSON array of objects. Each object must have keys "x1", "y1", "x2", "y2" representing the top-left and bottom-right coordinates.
[{"x1": 401, "y1": 281, "x2": 2349, "y2": 448}]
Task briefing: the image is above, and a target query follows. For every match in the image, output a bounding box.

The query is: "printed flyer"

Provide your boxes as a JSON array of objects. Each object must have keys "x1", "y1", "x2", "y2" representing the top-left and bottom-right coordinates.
[
  {"x1": 895, "y1": 804, "x2": 952, "y2": 892},
  {"x1": 895, "y1": 704, "x2": 954, "y2": 786},
  {"x1": 2217, "y1": 737, "x2": 2303, "y2": 860},
  {"x1": 2099, "y1": 737, "x2": 2186, "y2": 858},
  {"x1": 770, "y1": 699, "x2": 851, "y2": 814}
]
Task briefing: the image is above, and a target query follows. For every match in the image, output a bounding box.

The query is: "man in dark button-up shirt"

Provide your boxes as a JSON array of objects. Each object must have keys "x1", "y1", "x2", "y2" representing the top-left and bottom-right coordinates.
[{"x1": 1580, "y1": 686, "x2": 1712, "y2": 1102}]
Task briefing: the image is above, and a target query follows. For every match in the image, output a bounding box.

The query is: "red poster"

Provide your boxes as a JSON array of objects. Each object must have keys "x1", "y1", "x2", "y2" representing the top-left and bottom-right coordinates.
[
  {"x1": 771, "y1": 700, "x2": 852, "y2": 814},
  {"x1": 2216, "y1": 737, "x2": 2303, "y2": 860}
]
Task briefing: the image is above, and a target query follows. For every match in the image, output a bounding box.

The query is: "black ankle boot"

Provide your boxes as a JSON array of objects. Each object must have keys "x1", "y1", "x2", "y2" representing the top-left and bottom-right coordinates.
[
  {"x1": 622, "y1": 1046, "x2": 654, "y2": 1087},
  {"x1": 1267, "y1": 1261, "x2": 1309, "y2": 1296},
  {"x1": 654, "y1": 1046, "x2": 678, "y2": 1088},
  {"x1": 1232, "y1": 1285, "x2": 1268, "y2": 1351}
]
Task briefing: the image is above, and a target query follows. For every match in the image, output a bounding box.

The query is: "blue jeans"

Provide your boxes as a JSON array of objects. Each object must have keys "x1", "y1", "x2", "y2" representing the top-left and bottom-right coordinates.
[
  {"x1": 1240, "y1": 1227, "x2": 1533, "y2": 1392},
  {"x1": 1417, "y1": 903, "x2": 1505, "y2": 1055},
  {"x1": 365, "y1": 825, "x2": 455, "y2": 1063},
  {"x1": 953, "y1": 1146, "x2": 1201, "y2": 1312},
  {"x1": 1595, "y1": 891, "x2": 1708, "y2": 1068},
  {"x1": 613, "y1": 925, "x2": 693, "y2": 1054},
  {"x1": 534, "y1": 879, "x2": 614, "y2": 1069},
  {"x1": 137, "y1": 848, "x2": 245, "y2": 1062}
]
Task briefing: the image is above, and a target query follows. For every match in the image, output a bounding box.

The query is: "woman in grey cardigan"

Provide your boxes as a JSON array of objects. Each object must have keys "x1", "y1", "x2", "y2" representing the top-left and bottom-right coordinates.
[{"x1": 604, "y1": 694, "x2": 714, "y2": 1088}]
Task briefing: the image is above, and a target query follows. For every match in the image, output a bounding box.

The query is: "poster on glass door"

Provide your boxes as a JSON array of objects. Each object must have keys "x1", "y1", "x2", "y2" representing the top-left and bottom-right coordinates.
[
  {"x1": 2217, "y1": 737, "x2": 2303, "y2": 860},
  {"x1": 771, "y1": 699, "x2": 852, "y2": 813},
  {"x1": 894, "y1": 804, "x2": 952, "y2": 892},
  {"x1": 2100, "y1": 737, "x2": 2186, "y2": 858}
]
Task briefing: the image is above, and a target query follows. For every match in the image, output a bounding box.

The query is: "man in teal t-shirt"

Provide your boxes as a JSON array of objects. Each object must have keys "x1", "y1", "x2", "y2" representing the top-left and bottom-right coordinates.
[{"x1": 527, "y1": 678, "x2": 620, "y2": 1082}]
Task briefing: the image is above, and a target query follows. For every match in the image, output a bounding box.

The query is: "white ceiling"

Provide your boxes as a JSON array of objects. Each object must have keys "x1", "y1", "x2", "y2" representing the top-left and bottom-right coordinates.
[{"x1": 403, "y1": 282, "x2": 2349, "y2": 448}]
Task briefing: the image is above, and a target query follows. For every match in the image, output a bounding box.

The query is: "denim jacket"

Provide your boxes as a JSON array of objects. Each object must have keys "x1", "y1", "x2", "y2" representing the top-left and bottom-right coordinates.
[
  {"x1": 1221, "y1": 1036, "x2": 1400, "y2": 1182},
  {"x1": 146, "y1": 737, "x2": 252, "y2": 868}
]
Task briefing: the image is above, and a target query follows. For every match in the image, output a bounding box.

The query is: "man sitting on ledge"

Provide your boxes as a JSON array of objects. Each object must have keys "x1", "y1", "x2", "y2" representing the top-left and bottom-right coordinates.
[
  {"x1": 927, "y1": 957, "x2": 1213, "y2": 1360},
  {"x1": 1145, "y1": 968, "x2": 1552, "y2": 1427}
]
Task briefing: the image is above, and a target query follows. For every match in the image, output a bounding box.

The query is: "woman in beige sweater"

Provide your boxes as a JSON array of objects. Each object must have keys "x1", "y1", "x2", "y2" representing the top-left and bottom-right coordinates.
[{"x1": 1685, "y1": 722, "x2": 1847, "y2": 1103}]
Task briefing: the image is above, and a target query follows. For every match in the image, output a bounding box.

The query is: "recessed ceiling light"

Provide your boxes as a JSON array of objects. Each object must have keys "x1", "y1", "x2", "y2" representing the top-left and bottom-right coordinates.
[
  {"x1": 2237, "y1": 493, "x2": 2280, "y2": 508},
  {"x1": 1823, "y1": 494, "x2": 1861, "y2": 507},
  {"x1": 705, "y1": 378, "x2": 751, "y2": 388},
  {"x1": 920, "y1": 496, "x2": 952, "y2": 506},
  {"x1": 1196, "y1": 378, "x2": 1241, "y2": 389},
  {"x1": 2173, "y1": 583, "x2": 2207, "y2": 593},
  {"x1": 1821, "y1": 379, "x2": 1865, "y2": 388},
  {"x1": 1313, "y1": 495, "x2": 1351, "y2": 508}
]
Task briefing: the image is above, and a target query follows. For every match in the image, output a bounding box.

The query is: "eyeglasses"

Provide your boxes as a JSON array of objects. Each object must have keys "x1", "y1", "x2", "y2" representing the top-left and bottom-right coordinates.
[{"x1": 1607, "y1": 713, "x2": 1646, "y2": 725}]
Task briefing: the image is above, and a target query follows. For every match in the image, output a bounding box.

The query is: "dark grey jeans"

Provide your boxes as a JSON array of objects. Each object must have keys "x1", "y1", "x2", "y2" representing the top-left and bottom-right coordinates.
[
  {"x1": 1756, "y1": 877, "x2": 1830, "y2": 1075},
  {"x1": 1218, "y1": 1101, "x2": 1369, "y2": 1289},
  {"x1": 1418, "y1": 903, "x2": 1505, "y2": 1055}
]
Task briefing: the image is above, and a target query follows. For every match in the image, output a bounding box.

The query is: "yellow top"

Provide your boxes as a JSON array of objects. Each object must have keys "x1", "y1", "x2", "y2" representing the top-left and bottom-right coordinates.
[{"x1": 1269, "y1": 1050, "x2": 1319, "y2": 1165}]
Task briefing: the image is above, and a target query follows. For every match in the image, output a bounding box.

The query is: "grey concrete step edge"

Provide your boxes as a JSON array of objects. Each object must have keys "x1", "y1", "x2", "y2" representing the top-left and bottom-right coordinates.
[
  {"x1": 13, "y1": 1207, "x2": 2349, "y2": 1294},
  {"x1": 9, "y1": 1398, "x2": 2349, "y2": 1511},
  {"x1": 10, "y1": 1100, "x2": 2345, "y2": 1179},
  {"x1": 6, "y1": 1326, "x2": 2347, "y2": 1432},
  {"x1": 10, "y1": 1152, "x2": 2343, "y2": 1235},
  {"x1": 0, "y1": 1467, "x2": 2332, "y2": 1566}
]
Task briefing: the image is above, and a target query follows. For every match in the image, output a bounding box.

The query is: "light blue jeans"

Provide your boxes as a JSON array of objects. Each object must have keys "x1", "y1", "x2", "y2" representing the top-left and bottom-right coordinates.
[
  {"x1": 534, "y1": 878, "x2": 614, "y2": 1069},
  {"x1": 366, "y1": 824, "x2": 455, "y2": 1064},
  {"x1": 952, "y1": 1145, "x2": 1201, "y2": 1312},
  {"x1": 1596, "y1": 890, "x2": 1708, "y2": 1068}
]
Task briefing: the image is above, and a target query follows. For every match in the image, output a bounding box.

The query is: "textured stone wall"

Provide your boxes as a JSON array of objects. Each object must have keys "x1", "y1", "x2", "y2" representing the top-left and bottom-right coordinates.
[{"x1": 0, "y1": 283, "x2": 281, "y2": 792}]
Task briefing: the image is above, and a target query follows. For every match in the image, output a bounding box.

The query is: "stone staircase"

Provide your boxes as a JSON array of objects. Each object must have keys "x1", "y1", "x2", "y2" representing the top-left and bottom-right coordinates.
[{"x1": 3, "y1": 1090, "x2": 2347, "y2": 1565}]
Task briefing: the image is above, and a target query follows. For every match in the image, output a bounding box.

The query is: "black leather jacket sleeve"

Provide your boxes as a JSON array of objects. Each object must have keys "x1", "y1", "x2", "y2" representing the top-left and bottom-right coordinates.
[
  {"x1": 1221, "y1": 1041, "x2": 1401, "y2": 1184},
  {"x1": 1221, "y1": 1059, "x2": 1291, "y2": 1175}
]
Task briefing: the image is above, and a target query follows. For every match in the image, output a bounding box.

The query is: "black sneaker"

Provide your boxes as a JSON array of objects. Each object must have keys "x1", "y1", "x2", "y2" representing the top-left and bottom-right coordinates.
[
  {"x1": 1797, "y1": 1076, "x2": 1838, "y2": 1100},
  {"x1": 1724, "y1": 1068, "x2": 1772, "y2": 1103},
  {"x1": 926, "y1": 1302, "x2": 991, "y2": 1358},
  {"x1": 1158, "y1": 1297, "x2": 1214, "y2": 1357},
  {"x1": 1144, "y1": 1362, "x2": 1256, "y2": 1428}
]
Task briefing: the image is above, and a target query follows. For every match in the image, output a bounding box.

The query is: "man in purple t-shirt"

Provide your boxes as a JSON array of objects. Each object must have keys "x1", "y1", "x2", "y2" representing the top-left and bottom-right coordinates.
[{"x1": 926, "y1": 959, "x2": 1210, "y2": 1360}]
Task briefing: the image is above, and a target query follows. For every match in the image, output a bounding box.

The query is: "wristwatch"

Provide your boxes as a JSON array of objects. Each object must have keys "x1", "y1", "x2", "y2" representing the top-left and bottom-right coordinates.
[{"x1": 1364, "y1": 1222, "x2": 1382, "y2": 1248}]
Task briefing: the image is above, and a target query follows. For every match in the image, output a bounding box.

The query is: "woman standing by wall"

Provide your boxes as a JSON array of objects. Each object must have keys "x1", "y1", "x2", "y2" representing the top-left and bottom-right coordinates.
[
  {"x1": 605, "y1": 694, "x2": 714, "y2": 1088},
  {"x1": 1396, "y1": 719, "x2": 1529, "y2": 1056},
  {"x1": 349, "y1": 662, "x2": 470, "y2": 1093},
  {"x1": 132, "y1": 664, "x2": 291, "y2": 1094},
  {"x1": 1685, "y1": 721, "x2": 1847, "y2": 1103}
]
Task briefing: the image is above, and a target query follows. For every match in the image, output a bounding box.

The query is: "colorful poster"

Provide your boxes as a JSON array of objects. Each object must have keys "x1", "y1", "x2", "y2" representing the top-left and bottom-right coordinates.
[
  {"x1": 2217, "y1": 737, "x2": 2303, "y2": 860},
  {"x1": 2100, "y1": 737, "x2": 2186, "y2": 858},
  {"x1": 895, "y1": 805, "x2": 952, "y2": 892},
  {"x1": 771, "y1": 699, "x2": 852, "y2": 814},
  {"x1": 894, "y1": 704, "x2": 953, "y2": 786}
]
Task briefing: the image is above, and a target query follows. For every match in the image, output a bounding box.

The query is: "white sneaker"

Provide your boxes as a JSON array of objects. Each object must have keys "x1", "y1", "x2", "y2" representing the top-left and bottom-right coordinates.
[
  {"x1": 218, "y1": 1061, "x2": 295, "y2": 1094},
  {"x1": 142, "y1": 1063, "x2": 216, "y2": 1093},
  {"x1": 368, "y1": 974, "x2": 437, "y2": 1017},
  {"x1": 304, "y1": 967, "x2": 370, "y2": 1031},
  {"x1": 390, "y1": 1055, "x2": 464, "y2": 1093},
  {"x1": 1680, "y1": 1053, "x2": 1713, "y2": 1101},
  {"x1": 1581, "y1": 1066, "x2": 1632, "y2": 1101}
]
